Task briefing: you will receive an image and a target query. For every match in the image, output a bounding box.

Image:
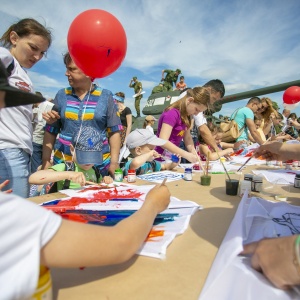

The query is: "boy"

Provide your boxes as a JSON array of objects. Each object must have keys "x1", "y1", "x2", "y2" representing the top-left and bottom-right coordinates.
[
  {"x1": 124, "y1": 129, "x2": 180, "y2": 175},
  {"x1": 29, "y1": 126, "x2": 113, "y2": 190}
]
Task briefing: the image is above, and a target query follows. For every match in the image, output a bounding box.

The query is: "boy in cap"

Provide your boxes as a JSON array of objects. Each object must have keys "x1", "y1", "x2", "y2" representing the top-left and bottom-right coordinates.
[
  {"x1": 125, "y1": 129, "x2": 180, "y2": 176},
  {"x1": 29, "y1": 126, "x2": 113, "y2": 190}
]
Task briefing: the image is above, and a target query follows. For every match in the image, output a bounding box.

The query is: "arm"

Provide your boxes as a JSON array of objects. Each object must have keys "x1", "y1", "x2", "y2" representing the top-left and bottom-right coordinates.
[
  {"x1": 42, "y1": 131, "x2": 57, "y2": 169},
  {"x1": 183, "y1": 130, "x2": 196, "y2": 153},
  {"x1": 125, "y1": 113, "x2": 132, "y2": 141},
  {"x1": 108, "y1": 132, "x2": 121, "y2": 177},
  {"x1": 246, "y1": 119, "x2": 265, "y2": 145},
  {"x1": 254, "y1": 141, "x2": 300, "y2": 161},
  {"x1": 41, "y1": 184, "x2": 170, "y2": 267},
  {"x1": 158, "y1": 123, "x2": 197, "y2": 162},
  {"x1": 161, "y1": 69, "x2": 166, "y2": 81},
  {"x1": 128, "y1": 79, "x2": 133, "y2": 88},
  {"x1": 199, "y1": 144, "x2": 233, "y2": 161},
  {"x1": 29, "y1": 169, "x2": 86, "y2": 186},
  {"x1": 241, "y1": 235, "x2": 300, "y2": 290},
  {"x1": 263, "y1": 114, "x2": 275, "y2": 135},
  {"x1": 129, "y1": 150, "x2": 159, "y2": 170}
]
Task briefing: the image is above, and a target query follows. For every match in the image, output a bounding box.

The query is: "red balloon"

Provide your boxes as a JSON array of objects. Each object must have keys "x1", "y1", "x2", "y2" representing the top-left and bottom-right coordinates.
[
  {"x1": 283, "y1": 86, "x2": 300, "y2": 105},
  {"x1": 67, "y1": 9, "x2": 127, "y2": 78}
]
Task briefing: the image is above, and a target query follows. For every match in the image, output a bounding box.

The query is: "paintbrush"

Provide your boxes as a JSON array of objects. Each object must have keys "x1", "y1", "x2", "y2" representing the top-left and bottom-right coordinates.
[
  {"x1": 192, "y1": 147, "x2": 205, "y2": 174},
  {"x1": 215, "y1": 149, "x2": 232, "y2": 181},
  {"x1": 205, "y1": 152, "x2": 210, "y2": 176},
  {"x1": 160, "y1": 178, "x2": 167, "y2": 186},
  {"x1": 236, "y1": 137, "x2": 272, "y2": 172},
  {"x1": 85, "y1": 180, "x2": 100, "y2": 185}
]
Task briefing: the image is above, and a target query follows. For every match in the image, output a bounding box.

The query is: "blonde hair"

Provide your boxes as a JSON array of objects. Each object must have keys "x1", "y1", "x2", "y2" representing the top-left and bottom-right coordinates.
[
  {"x1": 165, "y1": 87, "x2": 210, "y2": 127},
  {"x1": 261, "y1": 97, "x2": 278, "y2": 120}
]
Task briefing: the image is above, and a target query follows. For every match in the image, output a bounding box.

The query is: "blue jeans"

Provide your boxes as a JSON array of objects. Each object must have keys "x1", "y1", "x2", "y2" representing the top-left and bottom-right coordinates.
[
  {"x1": 0, "y1": 148, "x2": 31, "y2": 198},
  {"x1": 31, "y1": 142, "x2": 43, "y2": 173}
]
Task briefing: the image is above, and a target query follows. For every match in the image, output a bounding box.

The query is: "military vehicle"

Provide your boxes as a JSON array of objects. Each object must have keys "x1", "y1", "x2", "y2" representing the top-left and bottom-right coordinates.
[{"x1": 131, "y1": 79, "x2": 300, "y2": 132}]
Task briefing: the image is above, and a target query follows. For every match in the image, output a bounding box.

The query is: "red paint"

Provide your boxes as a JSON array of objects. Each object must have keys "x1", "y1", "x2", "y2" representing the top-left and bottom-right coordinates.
[{"x1": 56, "y1": 188, "x2": 144, "y2": 207}]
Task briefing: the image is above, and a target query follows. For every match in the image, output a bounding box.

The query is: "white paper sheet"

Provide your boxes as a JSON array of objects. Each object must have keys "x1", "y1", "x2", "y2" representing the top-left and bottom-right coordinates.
[
  {"x1": 199, "y1": 193, "x2": 300, "y2": 299},
  {"x1": 253, "y1": 169, "x2": 300, "y2": 184}
]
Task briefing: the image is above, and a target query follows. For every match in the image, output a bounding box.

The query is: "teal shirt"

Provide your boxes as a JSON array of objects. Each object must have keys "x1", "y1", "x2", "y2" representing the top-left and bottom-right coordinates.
[
  {"x1": 231, "y1": 107, "x2": 254, "y2": 142},
  {"x1": 50, "y1": 163, "x2": 99, "y2": 191}
]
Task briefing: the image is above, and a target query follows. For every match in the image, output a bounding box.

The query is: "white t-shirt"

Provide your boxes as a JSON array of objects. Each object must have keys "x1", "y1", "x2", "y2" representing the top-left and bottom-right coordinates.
[
  {"x1": 0, "y1": 192, "x2": 62, "y2": 299},
  {"x1": 193, "y1": 112, "x2": 207, "y2": 128},
  {"x1": 146, "y1": 125, "x2": 154, "y2": 134},
  {"x1": 32, "y1": 101, "x2": 54, "y2": 144},
  {"x1": 0, "y1": 47, "x2": 34, "y2": 154}
]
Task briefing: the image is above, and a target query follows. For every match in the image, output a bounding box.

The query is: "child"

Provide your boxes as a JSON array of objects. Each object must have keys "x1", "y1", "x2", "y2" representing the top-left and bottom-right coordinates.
[
  {"x1": 29, "y1": 127, "x2": 113, "y2": 190},
  {"x1": 124, "y1": 129, "x2": 180, "y2": 175},
  {"x1": 143, "y1": 115, "x2": 157, "y2": 134},
  {"x1": 199, "y1": 125, "x2": 234, "y2": 161},
  {"x1": 248, "y1": 115, "x2": 266, "y2": 143}
]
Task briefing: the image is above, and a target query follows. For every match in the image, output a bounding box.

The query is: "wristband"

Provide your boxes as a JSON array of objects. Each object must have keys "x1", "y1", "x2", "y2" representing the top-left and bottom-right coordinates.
[{"x1": 293, "y1": 235, "x2": 300, "y2": 276}]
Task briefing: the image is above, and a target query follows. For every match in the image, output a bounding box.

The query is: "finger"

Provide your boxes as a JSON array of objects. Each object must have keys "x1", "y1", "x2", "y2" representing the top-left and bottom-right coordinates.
[{"x1": 240, "y1": 242, "x2": 259, "y2": 256}]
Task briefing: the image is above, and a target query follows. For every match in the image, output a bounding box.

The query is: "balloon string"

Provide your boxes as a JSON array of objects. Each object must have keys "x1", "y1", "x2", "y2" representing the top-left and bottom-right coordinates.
[{"x1": 73, "y1": 82, "x2": 93, "y2": 152}]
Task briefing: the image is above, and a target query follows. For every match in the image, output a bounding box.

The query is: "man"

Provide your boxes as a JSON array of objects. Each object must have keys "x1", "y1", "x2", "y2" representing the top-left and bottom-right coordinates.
[
  {"x1": 282, "y1": 108, "x2": 291, "y2": 124},
  {"x1": 161, "y1": 68, "x2": 181, "y2": 91},
  {"x1": 129, "y1": 76, "x2": 143, "y2": 117},
  {"x1": 151, "y1": 82, "x2": 166, "y2": 95},
  {"x1": 232, "y1": 97, "x2": 265, "y2": 146}
]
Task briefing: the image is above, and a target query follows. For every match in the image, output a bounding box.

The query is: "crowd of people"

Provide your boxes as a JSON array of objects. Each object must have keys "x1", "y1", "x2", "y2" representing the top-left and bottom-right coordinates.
[{"x1": 1, "y1": 17, "x2": 300, "y2": 298}]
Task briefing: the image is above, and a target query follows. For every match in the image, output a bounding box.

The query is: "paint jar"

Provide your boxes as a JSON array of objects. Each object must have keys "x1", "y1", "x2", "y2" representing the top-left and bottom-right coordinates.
[
  {"x1": 200, "y1": 175, "x2": 211, "y2": 186},
  {"x1": 244, "y1": 174, "x2": 253, "y2": 181},
  {"x1": 114, "y1": 168, "x2": 123, "y2": 182},
  {"x1": 127, "y1": 169, "x2": 136, "y2": 183},
  {"x1": 239, "y1": 180, "x2": 252, "y2": 197},
  {"x1": 184, "y1": 168, "x2": 193, "y2": 181},
  {"x1": 162, "y1": 150, "x2": 179, "y2": 163},
  {"x1": 225, "y1": 172, "x2": 241, "y2": 196},
  {"x1": 294, "y1": 174, "x2": 300, "y2": 188},
  {"x1": 251, "y1": 175, "x2": 263, "y2": 192}
]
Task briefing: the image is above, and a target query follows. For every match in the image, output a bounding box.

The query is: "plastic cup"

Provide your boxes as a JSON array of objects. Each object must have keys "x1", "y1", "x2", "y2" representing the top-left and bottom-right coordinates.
[
  {"x1": 201, "y1": 175, "x2": 211, "y2": 186},
  {"x1": 226, "y1": 179, "x2": 239, "y2": 195}
]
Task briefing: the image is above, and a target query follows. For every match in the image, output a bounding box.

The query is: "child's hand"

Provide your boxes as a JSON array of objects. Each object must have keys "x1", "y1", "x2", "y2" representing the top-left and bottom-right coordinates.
[
  {"x1": 67, "y1": 171, "x2": 86, "y2": 186},
  {"x1": 171, "y1": 154, "x2": 181, "y2": 168},
  {"x1": 102, "y1": 176, "x2": 113, "y2": 184},
  {"x1": 147, "y1": 150, "x2": 160, "y2": 161},
  {"x1": 144, "y1": 183, "x2": 170, "y2": 214},
  {"x1": 0, "y1": 179, "x2": 12, "y2": 193}
]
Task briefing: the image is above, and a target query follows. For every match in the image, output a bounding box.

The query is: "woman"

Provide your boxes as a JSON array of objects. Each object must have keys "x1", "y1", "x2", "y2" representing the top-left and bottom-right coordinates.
[
  {"x1": 257, "y1": 97, "x2": 278, "y2": 138},
  {"x1": 0, "y1": 18, "x2": 52, "y2": 197},
  {"x1": 155, "y1": 87, "x2": 210, "y2": 162},
  {"x1": 114, "y1": 92, "x2": 132, "y2": 146},
  {"x1": 42, "y1": 52, "x2": 122, "y2": 179}
]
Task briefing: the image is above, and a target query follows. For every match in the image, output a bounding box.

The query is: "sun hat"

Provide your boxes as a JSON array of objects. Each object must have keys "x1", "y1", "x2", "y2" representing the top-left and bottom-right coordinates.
[
  {"x1": 145, "y1": 115, "x2": 158, "y2": 122},
  {"x1": 0, "y1": 61, "x2": 45, "y2": 107},
  {"x1": 126, "y1": 129, "x2": 166, "y2": 149},
  {"x1": 71, "y1": 126, "x2": 103, "y2": 165}
]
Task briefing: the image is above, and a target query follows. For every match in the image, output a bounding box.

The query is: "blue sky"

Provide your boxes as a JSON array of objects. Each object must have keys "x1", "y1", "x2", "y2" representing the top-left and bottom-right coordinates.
[{"x1": 1, "y1": 0, "x2": 300, "y2": 117}]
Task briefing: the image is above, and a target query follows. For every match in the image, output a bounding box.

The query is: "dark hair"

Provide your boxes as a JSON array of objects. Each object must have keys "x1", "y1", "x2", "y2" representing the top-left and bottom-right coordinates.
[
  {"x1": 203, "y1": 79, "x2": 225, "y2": 98},
  {"x1": 247, "y1": 97, "x2": 261, "y2": 105},
  {"x1": 115, "y1": 92, "x2": 125, "y2": 98},
  {"x1": 0, "y1": 18, "x2": 52, "y2": 48},
  {"x1": 180, "y1": 76, "x2": 184, "y2": 80},
  {"x1": 63, "y1": 52, "x2": 72, "y2": 66}
]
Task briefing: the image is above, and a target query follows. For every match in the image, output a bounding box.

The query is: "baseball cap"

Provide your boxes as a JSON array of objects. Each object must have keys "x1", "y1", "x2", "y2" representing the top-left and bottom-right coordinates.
[
  {"x1": 133, "y1": 76, "x2": 137, "y2": 80},
  {"x1": 0, "y1": 60, "x2": 45, "y2": 108},
  {"x1": 145, "y1": 115, "x2": 158, "y2": 122},
  {"x1": 126, "y1": 129, "x2": 166, "y2": 149},
  {"x1": 71, "y1": 126, "x2": 103, "y2": 165}
]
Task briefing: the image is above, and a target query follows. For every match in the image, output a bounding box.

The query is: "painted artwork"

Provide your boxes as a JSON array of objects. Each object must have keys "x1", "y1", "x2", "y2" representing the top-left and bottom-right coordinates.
[
  {"x1": 199, "y1": 194, "x2": 300, "y2": 299},
  {"x1": 136, "y1": 171, "x2": 184, "y2": 183},
  {"x1": 41, "y1": 184, "x2": 201, "y2": 259}
]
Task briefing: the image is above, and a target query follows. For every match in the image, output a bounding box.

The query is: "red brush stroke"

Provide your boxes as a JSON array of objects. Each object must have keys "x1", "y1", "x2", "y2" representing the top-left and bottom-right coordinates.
[
  {"x1": 145, "y1": 229, "x2": 165, "y2": 242},
  {"x1": 56, "y1": 188, "x2": 144, "y2": 206}
]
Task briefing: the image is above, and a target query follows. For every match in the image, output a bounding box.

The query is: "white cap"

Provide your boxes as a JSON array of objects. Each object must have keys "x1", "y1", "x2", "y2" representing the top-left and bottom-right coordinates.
[{"x1": 126, "y1": 129, "x2": 166, "y2": 149}]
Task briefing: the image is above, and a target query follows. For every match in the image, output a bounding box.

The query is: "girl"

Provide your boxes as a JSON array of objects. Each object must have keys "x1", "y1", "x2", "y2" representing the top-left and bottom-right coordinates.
[
  {"x1": 155, "y1": 87, "x2": 210, "y2": 163},
  {"x1": 114, "y1": 92, "x2": 132, "y2": 146},
  {"x1": 0, "y1": 18, "x2": 52, "y2": 197},
  {"x1": 199, "y1": 124, "x2": 234, "y2": 161},
  {"x1": 143, "y1": 115, "x2": 157, "y2": 134}
]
